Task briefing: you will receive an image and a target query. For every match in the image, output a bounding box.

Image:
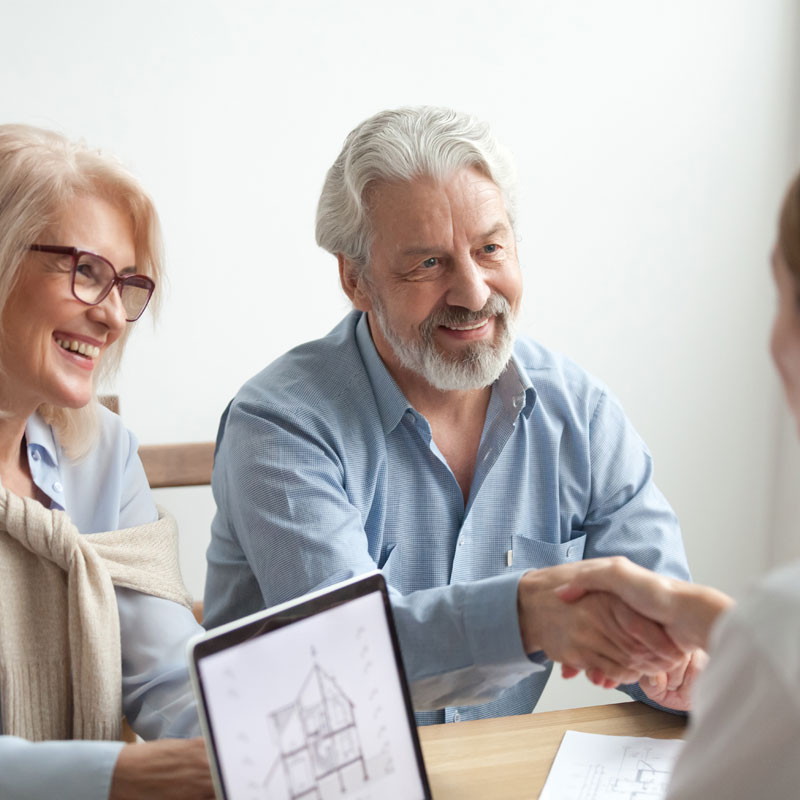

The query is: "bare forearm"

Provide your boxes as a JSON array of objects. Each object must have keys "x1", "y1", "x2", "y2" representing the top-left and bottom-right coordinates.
[
  {"x1": 109, "y1": 739, "x2": 214, "y2": 800},
  {"x1": 670, "y1": 581, "x2": 733, "y2": 650}
]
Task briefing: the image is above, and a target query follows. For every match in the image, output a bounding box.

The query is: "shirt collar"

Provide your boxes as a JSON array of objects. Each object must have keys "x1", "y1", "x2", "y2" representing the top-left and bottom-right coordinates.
[
  {"x1": 502, "y1": 352, "x2": 537, "y2": 420},
  {"x1": 355, "y1": 311, "x2": 536, "y2": 432},
  {"x1": 25, "y1": 411, "x2": 60, "y2": 467},
  {"x1": 355, "y1": 312, "x2": 414, "y2": 434}
]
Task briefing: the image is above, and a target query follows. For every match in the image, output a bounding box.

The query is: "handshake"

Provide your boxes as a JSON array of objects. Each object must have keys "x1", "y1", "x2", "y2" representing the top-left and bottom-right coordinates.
[{"x1": 517, "y1": 557, "x2": 733, "y2": 711}]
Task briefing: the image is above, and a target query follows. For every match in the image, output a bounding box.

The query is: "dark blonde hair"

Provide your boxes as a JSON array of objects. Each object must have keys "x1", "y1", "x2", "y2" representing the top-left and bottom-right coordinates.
[
  {"x1": 0, "y1": 124, "x2": 164, "y2": 456},
  {"x1": 779, "y1": 171, "x2": 800, "y2": 284}
]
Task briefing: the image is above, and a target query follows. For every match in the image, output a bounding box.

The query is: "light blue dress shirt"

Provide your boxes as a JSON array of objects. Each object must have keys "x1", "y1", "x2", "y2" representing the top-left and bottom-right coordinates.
[
  {"x1": 205, "y1": 312, "x2": 690, "y2": 724},
  {"x1": 0, "y1": 407, "x2": 202, "y2": 800}
]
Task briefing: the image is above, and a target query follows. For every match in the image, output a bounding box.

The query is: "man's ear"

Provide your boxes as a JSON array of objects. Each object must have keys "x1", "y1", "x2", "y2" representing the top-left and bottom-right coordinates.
[{"x1": 338, "y1": 254, "x2": 372, "y2": 312}]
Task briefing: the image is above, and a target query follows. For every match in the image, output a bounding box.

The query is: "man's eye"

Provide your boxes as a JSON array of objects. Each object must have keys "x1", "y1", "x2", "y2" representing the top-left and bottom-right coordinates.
[
  {"x1": 483, "y1": 244, "x2": 498, "y2": 254},
  {"x1": 422, "y1": 257, "x2": 439, "y2": 268}
]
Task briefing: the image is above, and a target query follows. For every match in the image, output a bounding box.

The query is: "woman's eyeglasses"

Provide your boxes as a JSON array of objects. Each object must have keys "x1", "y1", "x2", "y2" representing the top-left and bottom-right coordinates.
[{"x1": 29, "y1": 245, "x2": 155, "y2": 322}]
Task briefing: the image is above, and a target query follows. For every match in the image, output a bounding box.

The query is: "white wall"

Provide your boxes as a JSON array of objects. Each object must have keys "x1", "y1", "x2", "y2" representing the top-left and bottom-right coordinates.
[{"x1": 4, "y1": 0, "x2": 800, "y2": 711}]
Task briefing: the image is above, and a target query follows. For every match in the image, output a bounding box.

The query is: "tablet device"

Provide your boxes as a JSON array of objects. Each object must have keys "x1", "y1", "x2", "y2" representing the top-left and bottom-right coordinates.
[{"x1": 189, "y1": 571, "x2": 432, "y2": 800}]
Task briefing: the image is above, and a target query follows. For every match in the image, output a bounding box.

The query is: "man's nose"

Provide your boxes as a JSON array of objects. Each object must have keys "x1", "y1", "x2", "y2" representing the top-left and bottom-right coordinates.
[{"x1": 445, "y1": 255, "x2": 491, "y2": 311}]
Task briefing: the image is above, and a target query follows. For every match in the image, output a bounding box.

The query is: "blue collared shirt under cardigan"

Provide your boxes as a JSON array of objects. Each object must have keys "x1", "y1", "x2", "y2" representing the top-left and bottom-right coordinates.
[
  {"x1": 0, "y1": 409, "x2": 202, "y2": 800},
  {"x1": 205, "y1": 311, "x2": 690, "y2": 725}
]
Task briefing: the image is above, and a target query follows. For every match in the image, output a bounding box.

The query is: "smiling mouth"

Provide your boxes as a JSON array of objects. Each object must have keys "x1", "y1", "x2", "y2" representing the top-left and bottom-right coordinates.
[
  {"x1": 55, "y1": 337, "x2": 100, "y2": 359},
  {"x1": 441, "y1": 318, "x2": 490, "y2": 332}
]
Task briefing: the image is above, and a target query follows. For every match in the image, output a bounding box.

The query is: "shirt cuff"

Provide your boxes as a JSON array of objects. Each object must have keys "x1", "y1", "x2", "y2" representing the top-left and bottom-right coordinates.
[
  {"x1": 462, "y1": 571, "x2": 546, "y2": 672},
  {"x1": 0, "y1": 737, "x2": 124, "y2": 800}
]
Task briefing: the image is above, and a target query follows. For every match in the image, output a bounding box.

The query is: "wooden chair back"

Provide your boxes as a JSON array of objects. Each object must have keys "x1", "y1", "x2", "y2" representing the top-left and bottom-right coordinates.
[{"x1": 138, "y1": 442, "x2": 215, "y2": 489}]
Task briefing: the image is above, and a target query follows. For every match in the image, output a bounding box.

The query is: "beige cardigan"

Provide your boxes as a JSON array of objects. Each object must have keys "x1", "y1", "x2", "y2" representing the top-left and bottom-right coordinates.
[{"x1": 0, "y1": 486, "x2": 192, "y2": 742}]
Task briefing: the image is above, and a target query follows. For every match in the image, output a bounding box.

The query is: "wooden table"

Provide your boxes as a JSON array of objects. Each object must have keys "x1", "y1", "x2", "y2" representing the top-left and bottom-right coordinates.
[{"x1": 417, "y1": 702, "x2": 686, "y2": 799}]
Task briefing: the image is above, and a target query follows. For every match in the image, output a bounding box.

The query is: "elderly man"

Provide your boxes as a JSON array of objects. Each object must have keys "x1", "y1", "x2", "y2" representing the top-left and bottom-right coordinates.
[{"x1": 204, "y1": 107, "x2": 692, "y2": 724}]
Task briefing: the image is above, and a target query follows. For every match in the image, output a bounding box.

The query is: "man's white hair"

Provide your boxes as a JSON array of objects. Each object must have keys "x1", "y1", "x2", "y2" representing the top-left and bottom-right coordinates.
[{"x1": 315, "y1": 106, "x2": 517, "y2": 272}]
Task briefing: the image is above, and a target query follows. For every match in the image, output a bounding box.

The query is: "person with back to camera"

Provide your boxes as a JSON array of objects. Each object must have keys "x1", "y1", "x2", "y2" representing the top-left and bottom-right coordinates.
[
  {"x1": 0, "y1": 124, "x2": 214, "y2": 799},
  {"x1": 555, "y1": 170, "x2": 800, "y2": 798},
  {"x1": 205, "y1": 106, "x2": 693, "y2": 724}
]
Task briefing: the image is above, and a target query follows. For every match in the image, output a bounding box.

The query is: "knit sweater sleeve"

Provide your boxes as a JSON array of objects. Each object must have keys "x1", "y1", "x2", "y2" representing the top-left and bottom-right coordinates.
[{"x1": 0, "y1": 736, "x2": 123, "y2": 800}]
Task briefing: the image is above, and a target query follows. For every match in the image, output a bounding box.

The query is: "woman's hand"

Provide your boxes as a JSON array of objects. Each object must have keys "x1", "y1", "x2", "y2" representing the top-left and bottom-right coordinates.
[
  {"x1": 555, "y1": 556, "x2": 734, "y2": 652},
  {"x1": 518, "y1": 562, "x2": 686, "y2": 686},
  {"x1": 109, "y1": 738, "x2": 215, "y2": 800}
]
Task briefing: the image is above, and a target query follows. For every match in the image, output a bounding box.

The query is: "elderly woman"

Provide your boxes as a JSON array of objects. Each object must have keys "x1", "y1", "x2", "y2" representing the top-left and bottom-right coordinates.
[
  {"x1": 556, "y1": 170, "x2": 800, "y2": 798},
  {"x1": 0, "y1": 125, "x2": 213, "y2": 799}
]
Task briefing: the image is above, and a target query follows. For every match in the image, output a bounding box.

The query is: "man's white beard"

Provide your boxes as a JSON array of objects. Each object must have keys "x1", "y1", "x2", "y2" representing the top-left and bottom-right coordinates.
[{"x1": 370, "y1": 292, "x2": 517, "y2": 392}]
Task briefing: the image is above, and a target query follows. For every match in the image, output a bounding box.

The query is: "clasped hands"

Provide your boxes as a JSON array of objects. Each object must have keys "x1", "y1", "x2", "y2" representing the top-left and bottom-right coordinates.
[{"x1": 517, "y1": 557, "x2": 732, "y2": 711}]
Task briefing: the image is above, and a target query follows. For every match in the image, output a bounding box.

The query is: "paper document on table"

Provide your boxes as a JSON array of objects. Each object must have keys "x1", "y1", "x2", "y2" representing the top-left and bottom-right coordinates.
[{"x1": 539, "y1": 730, "x2": 684, "y2": 800}]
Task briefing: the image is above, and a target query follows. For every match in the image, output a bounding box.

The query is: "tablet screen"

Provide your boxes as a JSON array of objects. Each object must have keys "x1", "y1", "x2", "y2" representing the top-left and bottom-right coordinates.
[{"x1": 197, "y1": 588, "x2": 428, "y2": 800}]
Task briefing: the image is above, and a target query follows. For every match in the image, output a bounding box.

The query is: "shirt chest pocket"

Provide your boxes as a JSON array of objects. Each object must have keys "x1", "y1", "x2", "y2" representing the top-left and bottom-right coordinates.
[{"x1": 509, "y1": 532, "x2": 587, "y2": 569}]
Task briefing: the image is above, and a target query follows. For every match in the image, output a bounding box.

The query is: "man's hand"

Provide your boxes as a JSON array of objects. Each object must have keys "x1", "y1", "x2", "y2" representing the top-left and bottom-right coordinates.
[
  {"x1": 554, "y1": 556, "x2": 733, "y2": 651},
  {"x1": 109, "y1": 738, "x2": 215, "y2": 800},
  {"x1": 518, "y1": 563, "x2": 685, "y2": 686}
]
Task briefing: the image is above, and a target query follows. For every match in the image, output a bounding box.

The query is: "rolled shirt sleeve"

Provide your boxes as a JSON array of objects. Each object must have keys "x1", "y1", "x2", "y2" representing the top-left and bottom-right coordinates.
[{"x1": 666, "y1": 564, "x2": 800, "y2": 799}]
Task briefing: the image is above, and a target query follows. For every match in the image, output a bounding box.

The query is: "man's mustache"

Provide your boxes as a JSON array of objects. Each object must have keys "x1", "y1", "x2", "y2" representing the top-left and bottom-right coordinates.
[{"x1": 420, "y1": 294, "x2": 512, "y2": 336}]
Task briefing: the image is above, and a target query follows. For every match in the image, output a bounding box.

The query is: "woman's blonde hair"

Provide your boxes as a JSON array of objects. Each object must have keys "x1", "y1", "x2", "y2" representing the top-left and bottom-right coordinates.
[
  {"x1": 779, "y1": 170, "x2": 800, "y2": 284},
  {"x1": 0, "y1": 124, "x2": 164, "y2": 456}
]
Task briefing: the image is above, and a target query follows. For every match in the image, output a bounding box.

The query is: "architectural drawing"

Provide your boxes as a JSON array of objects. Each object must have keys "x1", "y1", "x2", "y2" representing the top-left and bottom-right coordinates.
[
  {"x1": 577, "y1": 742, "x2": 674, "y2": 799},
  {"x1": 609, "y1": 744, "x2": 672, "y2": 799},
  {"x1": 264, "y1": 648, "x2": 372, "y2": 800},
  {"x1": 540, "y1": 731, "x2": 684, "y2": 800}
]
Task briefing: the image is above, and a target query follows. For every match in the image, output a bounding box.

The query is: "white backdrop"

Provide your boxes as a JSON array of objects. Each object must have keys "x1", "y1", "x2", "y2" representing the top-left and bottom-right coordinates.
[{"x1": 4, "y1": 0, "x2": 800, "y2": 710}]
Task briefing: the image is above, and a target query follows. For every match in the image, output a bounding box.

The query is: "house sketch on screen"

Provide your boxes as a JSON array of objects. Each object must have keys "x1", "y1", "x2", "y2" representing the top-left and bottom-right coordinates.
[{"x1": 264, "y1": 648, "x2": 369, "y2": 800}]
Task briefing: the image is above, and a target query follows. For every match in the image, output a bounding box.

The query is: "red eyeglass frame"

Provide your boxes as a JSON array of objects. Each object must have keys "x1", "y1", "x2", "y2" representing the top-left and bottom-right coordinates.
[{"x1": 29, "y1": 244, "x2": 155, "y2": 321}]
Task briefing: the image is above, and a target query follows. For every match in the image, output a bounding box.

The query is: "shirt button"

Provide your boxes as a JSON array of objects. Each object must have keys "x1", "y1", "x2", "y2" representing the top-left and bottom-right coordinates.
[
  {"x1": 31, "y1": 451, "x2": 41, "y2": 461},
  {"x1": 453, "y1": 711, "x2": 461, "y2": 722},
  {"x1": 567, "y1": 545, "x2": 578, "y2": 558},
  {"x1": 52, "y1": 481, "x2": 63, "y2": 493}
]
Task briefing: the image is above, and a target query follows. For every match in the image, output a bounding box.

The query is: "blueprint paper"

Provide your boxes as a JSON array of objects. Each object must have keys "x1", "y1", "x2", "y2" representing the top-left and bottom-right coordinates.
[{"x1": 539, "y1": 730, "x2": 684, "y2": 800}]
